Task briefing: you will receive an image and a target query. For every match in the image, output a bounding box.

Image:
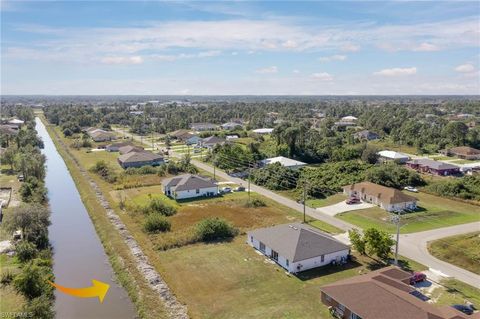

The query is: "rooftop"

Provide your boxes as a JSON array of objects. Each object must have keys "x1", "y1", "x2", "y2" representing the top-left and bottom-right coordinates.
[
  {"x1": 378, "y1": 150, "x2": 410, "y2": 159},
  {"x1": 407, "y1": 158, "x2": 459, "y2": 170},
  {"x1": 449, "y1": 146, "x2": 480, "y2": 156},
  {"x1": 118, "y1": 151, "x2": 162, "y2": 163},
  {"x1": 260, "y1": 156, "x2": 307, "y2": 168},
  {"x1": 248, "y1": 223, "x2": 349, "y2": 262},
  {"x1": 162, "y1": 174, "x2": 217, "y2": 191},
  {"x1": 343, "y1": 181, "x2": 417, "y2": 205}
]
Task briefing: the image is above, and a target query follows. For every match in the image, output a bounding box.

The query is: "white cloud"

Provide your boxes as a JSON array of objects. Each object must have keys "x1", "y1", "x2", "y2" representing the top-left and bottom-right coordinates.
[
  {"x1": 100, "y1": 56, "x2": 143, "y2": 65},
  {"x1": 374, "y1": 67, "x2": 417, "y2": 76},
  {"x1": 256, "y1": 66, "x2": 278, "y2": 74},
  {"x1": 311, "y1": 72, "x2": 333, "y2": 81},
  {"x1": 454, "y1": 63, "x2": 475, "y2": 73},
  {"x1": 282, "y1": 40, "x2": 298, "y2": 48},
  {"x1": 292, "y1": 69, "x2": 300, "y2": 74},
  {"x1": 413, "y1": 42, "x2": 440, "y2": 52},
  {"x1": 318, "y1": 54, "x2": 347, "y2": 62},
  {"x1": 341, "y1": 43, "x2": 360, "y2": 52}
]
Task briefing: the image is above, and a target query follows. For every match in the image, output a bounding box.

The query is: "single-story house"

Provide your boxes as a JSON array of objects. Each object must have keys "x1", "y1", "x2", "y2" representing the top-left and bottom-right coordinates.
[
  {"x1": 117, "y1": 151, "x2": 163, "y2": 169},
  {"x1": 341, "y1": 115, "x2": 358, "y2": 122},
  {"x1": 190, "y1": 123, "x2": 218, "y2": 131},
  {"x1": 199, "y1": 136, "x2": 226, "y2": 149},
  {"x1": 321, "y1": 266, "x2": 471, "y2": 319},
  {"x1": 252, "y1": 128, "x2": 274, "y2": 134},
  {"x1": 0, "y1": 124, "x2": 19, "y2": 135},
  {"x1": 169, "y1": 129, "x2": 192, "y2": 141},
  {"x1": 162, "y1": 174, "x2": 218, "y2": 200},
  {"x1": 406, "y1": 158, "x2": 460, "y2": 176},
  {"x1": 343, "y1": 182, "x2": 417, "y2": 212},
  {"x1": 259, "y1": 156, "x2": 307, "y2": 170},
  {"x1": 119, "y1": 145, "x2": 144, "y2": 155},
  {"x1": 221, "y1": 122, "x2": 243, "y2": 130},
  {"x1": 333, "y1": 121, "x2": 356, "y2": 128},
  {"x1": 353, "y1": 130, "x2": 380, "y2": 141},
  {"x1": 440, "y1": 146, "x2": 480, "y2": 160},
  {"x1": 247, "y1": 223, "x2": 350, "y2": 273},
  {"x1": 377, "y1": 150, "x2": 410, "y2": 164},
  {"x1": 185, "y1": 135, "x2": 201, "y2": 146},
  {"x1": 88, "y1": 129, "x2": 116, "y2": 142},
  {"x1": 7, "y1": 119, "x2": 24, "y2": 128},
  {"x1": 226, "y1": 135, "x2": 239, "y2": 141},
  {"x1": 106, "y1": 142, "x2": 134, "y2": 152}
]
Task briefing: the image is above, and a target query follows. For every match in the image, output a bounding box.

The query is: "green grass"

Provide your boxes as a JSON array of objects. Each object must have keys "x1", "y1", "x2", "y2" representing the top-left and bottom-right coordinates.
[
  {"x1": 306, "y1": 193, "x2": 347, "y2": 208},
  {"x1": 428, "y1": 232, "x2": 480, "y2": 275},
  {"x1": 369, "y1": 140, "x2": 418, "y2": 155},
  {"x1": 337, "y1": 192, "x2": 480, "y2": 233},
  {"x1": 428, "y1": 155, "x2": 452, "y2": 161},
  {"x1": 433, "y1": 279, "x2": 480, "y2": 307},
  {"x1": 449, "y1": 159, "x2": 480, "y2": 164},
  {"x1": 0, "y1": 255, "x2": 26, "y2": 313}
]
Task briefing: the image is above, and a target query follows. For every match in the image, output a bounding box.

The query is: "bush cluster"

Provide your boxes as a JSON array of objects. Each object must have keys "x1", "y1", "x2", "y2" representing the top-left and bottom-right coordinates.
[
  {"x1": 195, "y1": 217, "x2": 239, "y2": 242},
  {"x1": 89, "y1": 160, "x2": 118, "y2": 183},
  {"x1": 143, "y1": 214, "x2": 171, "y2": 233}
]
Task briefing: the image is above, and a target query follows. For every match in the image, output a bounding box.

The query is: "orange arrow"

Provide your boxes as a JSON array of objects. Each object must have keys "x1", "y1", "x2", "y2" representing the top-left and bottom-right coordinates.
[{"x1": 48, "y1": 279, "x2": 110, "y2": 303}]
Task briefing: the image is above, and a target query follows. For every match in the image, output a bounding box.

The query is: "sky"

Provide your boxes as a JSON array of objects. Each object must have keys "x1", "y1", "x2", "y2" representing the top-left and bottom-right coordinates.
[{"x1": 1, "y1": 1, "x2": 479, "y2": 95}]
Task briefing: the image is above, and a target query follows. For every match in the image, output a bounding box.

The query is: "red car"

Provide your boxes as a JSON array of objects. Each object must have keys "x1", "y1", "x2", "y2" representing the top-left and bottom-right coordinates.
[
  {"x1": 346, "y1": 197, "x2": 360, "y2": 205},
  {"x1": 410, "y1": 272, "x2": 427, "y2": 284}
]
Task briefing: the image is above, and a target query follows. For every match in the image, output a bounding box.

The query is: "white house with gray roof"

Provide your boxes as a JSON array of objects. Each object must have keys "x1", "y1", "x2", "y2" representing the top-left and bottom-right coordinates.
[
  {"x1": 247, "y1": 223, "x2": 350, "y2": 273},
  {"x1": 162, "y1": 174, "x2": 218, "y2": 200}
]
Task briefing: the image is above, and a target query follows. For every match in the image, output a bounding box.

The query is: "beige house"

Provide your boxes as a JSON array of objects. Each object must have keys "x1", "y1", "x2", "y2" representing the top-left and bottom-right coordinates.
[{"x1": 343, "y1": 181, "x2": 417, "y2": 212}]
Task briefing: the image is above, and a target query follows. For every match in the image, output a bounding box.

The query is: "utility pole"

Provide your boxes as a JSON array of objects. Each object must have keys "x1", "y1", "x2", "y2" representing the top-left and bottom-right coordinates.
[
  {"x1": 213, "y1": 162, "x2": 216, "y2": 180},
  {"x1": 248, "y1": 165, "x2": 251, "y2": 205},
  {"x1": 303, "y1": 182, "x2": 306, "y2": 223},
  {"x1": 393, "y1": 210, "x2": 401, "y2": 266}
]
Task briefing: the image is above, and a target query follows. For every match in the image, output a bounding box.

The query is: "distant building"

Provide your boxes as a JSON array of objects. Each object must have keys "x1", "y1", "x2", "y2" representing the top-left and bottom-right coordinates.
[
  {"x1": 247, "y1": 223, "x2": 350, "y2": 273},
  {"x1": 7, "y1": 119, "x2": 24, "y2": 128},
  {"x1": 343, "y1": 181, "x2": 417, "y2": 212},
  {"x1": 88, "y1": 129, "x2": 116, "y2": 142},
  {"x1": 259, "y1": 156, "x2": 307, "y2": 170},
  {"x1": 162, "y1": 174, "x2": 217, "y2": 200},
  {"x1": 353, "y1": 130, "x2": 380, "y2": 141},
  {"x1": 106, "y1": 142, "x2": 134, "y2": 152},
  {"x1": 0, "y1": 124, "x2": 19, "y2": 136},
  {"x1": 117, "y1": 151, "x2": 163, "y2": 169},
  {"x1": 440, "y1": 146, "x2": 480, "y2": 160},
  {"x1": 406, "y1": 159, "x2": 460, "y2": 176},
  {"x1": 169, "y1": 129, "x2": 193, "y2": 141},
  {"x1": 321, "y1": 266, "x2": 472, "y2": 319},
  {"x1": 334, "y1": 121, "x2": 356, "y2": 128},
  {"x1": 119, "y1": 145, "x2": 144, "y2": 155},
  {"x1": 185, "y1": 135, "x2": 201, "y2": 146},
  {"x1": 200, "y1": 136, "x2": 226, "y2": 149},
  {"x1": 377, "y1": 150, "x2": 410, "y2": 164},
  {"x1": 221, "y1": 122, "x2": 243, "y2": 130},
  {"x1": 226, "y1": 135, "x2": 239, "y2": 141},
  {"x1": 190, "y1": 123, "x2": 218, "y2": 131},
  {"x1": 341, "y1": 115, "x2": 358, "y2": 122},
  {"x1": 252, "y1": 128, "x2": 274, "y2": 134}
]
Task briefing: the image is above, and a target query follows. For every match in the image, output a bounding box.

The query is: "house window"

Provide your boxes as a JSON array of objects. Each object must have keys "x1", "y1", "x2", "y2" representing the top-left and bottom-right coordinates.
[
  {"x1": 259, "y1": 242, "x2": 265, "y2": 252},
  {"x1": 286, "y1": 259, "x2": 289, "y2": 266},
  {"x1": 196, "y1": 189, "x2": 200, "y2": 194},
  {"x1": 350, "y1": 313, "x2": 362, "y2": 319},
  {"x1": 271, "y1": 250, "x2": 278, "y2": 261},
  {"x1": 325, "y1": 294, "x2": 332, "y2": 302},
  {"x1": 338, "y1": 304, "x2": 345, "y2": 311},
  {"x1": 250, "y1": 236, "x2": 253, "y2": 243},
  {"x1": 321, "y1": 255, "x2": 325, "y2": 262}
]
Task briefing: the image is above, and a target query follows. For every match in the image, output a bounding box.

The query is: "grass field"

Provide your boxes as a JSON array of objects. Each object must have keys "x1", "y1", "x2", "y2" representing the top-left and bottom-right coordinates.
[
  {"x1": 428, "y1": 232, "x2": 480, "y2": 275},
  {"x1": 0, "y1": 255, "x2": 25, "y2": 313},
  {"x1": 306, "y1": 193, "x2": 347, "y2": 208},
  {"x1": 449, "y1": 159, "x2": 480, "y2": 165},
  {"x1": 369, "y1": 140, "x2": 418, "y2": 155},
  {"x1": 337, "y1": 192, "x2": 480, "y2": 233}
]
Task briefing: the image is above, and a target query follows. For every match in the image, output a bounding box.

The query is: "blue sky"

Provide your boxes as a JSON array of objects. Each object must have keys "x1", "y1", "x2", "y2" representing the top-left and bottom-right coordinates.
[{"x1": 1, "y1": 1, "x2": 479, "y2": 95}]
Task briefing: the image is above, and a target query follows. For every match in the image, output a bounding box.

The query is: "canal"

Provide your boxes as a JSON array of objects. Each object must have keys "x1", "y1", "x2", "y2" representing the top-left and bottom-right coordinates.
[{"x1": 36, "y1": 118, "x2": 136, "y2": 319}]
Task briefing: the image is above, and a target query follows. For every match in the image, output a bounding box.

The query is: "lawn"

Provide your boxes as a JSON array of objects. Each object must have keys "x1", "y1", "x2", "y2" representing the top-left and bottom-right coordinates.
[
  {"x1": 449, "y1": 159, "x2": 480, "y2": 165},
  {"x1": 306, "y1": 193, "x2": 347, "y2": 208},
  {"x1": 428, "y1": 232, "x2": 480, "y2": 275},
  {"x1": 428, "y1": 155, "x2": 452, "y2": 161},
  {"x1": 0, "y1": 255, "x2": 26, "y2": 313},
  {"x1": 337, "y1": 192, "x2": 480, "y2": 233},
  {"x1": 369, "y1": 140, "x2": 418, "y2": 155}
]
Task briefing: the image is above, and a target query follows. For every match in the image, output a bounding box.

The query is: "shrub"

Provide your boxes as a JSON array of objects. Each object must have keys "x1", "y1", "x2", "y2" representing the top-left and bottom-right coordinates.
[
  {"x1": 143, "y1": 215, "x2": 171, "y2": 233},
  {"x1": 195, "y1": 217, "x2": 238, "y2": 242},
  {"x1": 16, "y1": 241, "x2": 38, "y2": 263},
  {"x1": 89, "y1": 160, "x2": 118, "y2": 183},
  {"x1": 141, "y1": 198, "x2": 177, "y2": 216},
  {"x1": 1, "y1": 270, "x2": 14, "y2": 285},
  {"x1": 13, "y1": 263, "x2": 52, "y2": 300},
  {"x1": 23, "y1": 295, "x2": 54, "y2": 319},
  {"x1": 245, "y1": 198, "x2": 266, "y2": 208}
]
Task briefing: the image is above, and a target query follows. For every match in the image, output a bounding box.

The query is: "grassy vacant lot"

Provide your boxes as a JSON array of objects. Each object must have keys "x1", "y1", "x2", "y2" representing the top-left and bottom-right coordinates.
[
  {"x1": 433, "y1": 279, "x2": 480, "y2": 307},
  {"x1": 428, "y1": 232, "x2": 480, "y2": 275},
  {"x1": 369, "y1": 140, "x2": 418, "y2": 155},
  {"x1": 0, "y1": 255, "x2": 25, "y2": 313},
  {"x1": 337, "y1": 192, "x2": 480, "y2": 233},
  {"x1": 306, "y1": 193, "x2": 347, "y2": 208},
  {"x1": 158, "y1": 238, "x2": 432, "y2": 319}
]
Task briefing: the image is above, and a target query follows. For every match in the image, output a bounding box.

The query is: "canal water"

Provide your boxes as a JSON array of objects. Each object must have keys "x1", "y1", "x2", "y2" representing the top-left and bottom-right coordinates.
[{"x1": 36, "y1": 118, "x2": 136, "y2": 319}]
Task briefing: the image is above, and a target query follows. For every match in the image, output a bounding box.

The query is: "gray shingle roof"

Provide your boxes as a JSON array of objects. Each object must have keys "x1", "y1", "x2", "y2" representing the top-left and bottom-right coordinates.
[
  {"x1": 118, "y1": 151, "x2": 163, "y2": 163},
  {"x1": 407, "y1": 158, "x2": 459, "y2": 170},
  {"x1": 162, "y1": 174, "x2": 217, "y2": 191},
  {"x1": 248, "y1": 223, "x2": 349, "y2": 262}
]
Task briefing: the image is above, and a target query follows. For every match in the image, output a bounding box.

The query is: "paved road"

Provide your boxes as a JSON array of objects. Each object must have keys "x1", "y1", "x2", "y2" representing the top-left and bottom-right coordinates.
[
  {"x1": 116, "y1": 128, "x2": 480, "y2": 287},
  {"x1": 399, "y1": 223, "x2": 480, "y2": 288}
]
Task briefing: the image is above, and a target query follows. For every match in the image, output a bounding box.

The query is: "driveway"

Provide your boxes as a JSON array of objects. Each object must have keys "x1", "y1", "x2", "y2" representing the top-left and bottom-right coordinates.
[{"x1": 316, "y1": 201, "x2": 375, "y2": 216}]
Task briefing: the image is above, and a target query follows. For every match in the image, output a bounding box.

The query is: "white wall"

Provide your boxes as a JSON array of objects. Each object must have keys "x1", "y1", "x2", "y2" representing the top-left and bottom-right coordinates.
[
  {"x1": 174, "y1": 186, "x2": 218, "y2": 199},
  {"x1": 246, "y1": 234, "x2": 349, "y2": 273}
]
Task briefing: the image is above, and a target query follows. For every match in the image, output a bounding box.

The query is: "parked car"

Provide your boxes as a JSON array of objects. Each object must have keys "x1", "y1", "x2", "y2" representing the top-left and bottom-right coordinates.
[
  {"x1": 346, "y1": 197, "x2": 360, "y2": 205},
  {"x1": 234, "y1": 186, "x2": 245, "y2": 192},
  {"x1": 404, "y1": 186, "x2": 418, "y2": 193},
  {"x1": 222, "y1": 187, "x2": 232, "y2": 193},
  {"x1": 409, "y1": 272, "x2": 427, "y2": 284},
  {"x1": 17, "y1": 174, "x2": 24, "y2": 182},
  {"x1": 452, "y1": 304, "x2": 474, "y2": 315}
]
